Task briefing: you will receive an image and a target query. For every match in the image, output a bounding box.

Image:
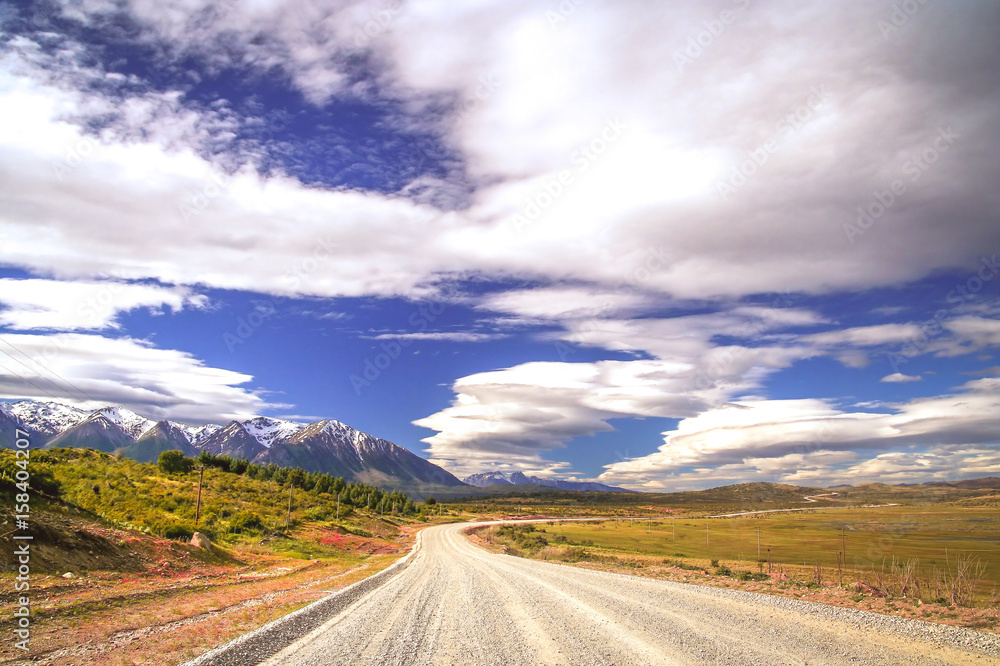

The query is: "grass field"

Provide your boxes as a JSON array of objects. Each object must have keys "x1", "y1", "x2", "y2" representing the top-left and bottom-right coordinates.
[
  {"x1": 531, "y1": 504, "x2": 1000, "y2": 603},
  {"x1": 474, "y1": 508, "x2": 1000, "y2": 632}
]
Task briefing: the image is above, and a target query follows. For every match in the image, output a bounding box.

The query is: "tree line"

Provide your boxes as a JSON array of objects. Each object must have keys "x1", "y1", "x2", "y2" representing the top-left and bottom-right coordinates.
[{"x1": 157, "y1": 449, "x2": 416, "y2": 514}]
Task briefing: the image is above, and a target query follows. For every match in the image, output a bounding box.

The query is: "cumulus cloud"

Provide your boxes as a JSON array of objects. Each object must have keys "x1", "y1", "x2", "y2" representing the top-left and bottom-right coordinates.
[
  {"x1": 0, "y1": 278, "x2": 206, "y2": 330},
  {"x1": 0, "y1": 333, "x2": 279, "y2": 423}
]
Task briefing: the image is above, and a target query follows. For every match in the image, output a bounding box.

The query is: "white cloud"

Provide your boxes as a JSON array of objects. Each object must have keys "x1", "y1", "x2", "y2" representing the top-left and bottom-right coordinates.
[
  {"x1": 598, "y1": 378, "x2": 1000, "y2": 488},
  {"x1": 806, "y1": 324, "x2": 925, "y2": 348},
  {"x1": 937, "y1": 317, "x2": 1000, "y2": 356},
  {"x1": 414, "y1": 351, "x2": 790, "y2": 477},
  {"x1": 0, "y1": 278, "x2": 206, "y2": 331},
  {"x1": 0, "y1": 46, "x2": 453, "y2": 300},
  {"x1": 5, "y1": 1, "x2": 1000, "y2": 305},
  {"x1": 0, "y1": 333, "x2": 278, "y2": 423},
  {"x1": 880, "y1": 372, "x2": 921, "y2": 383},
  {"x1": 611, "y1": 444, "x2": 1000, "y2": 492},
  {"x1": 8, "y1": 1, "x2": 1000, "y2": 485},
  {"x1": 477, "y1": 286, "x2": 657, "y2": 322}
]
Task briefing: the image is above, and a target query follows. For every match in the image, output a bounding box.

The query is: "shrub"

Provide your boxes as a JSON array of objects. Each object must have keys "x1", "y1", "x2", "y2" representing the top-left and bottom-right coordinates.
[
  {"x1": 163, "y1": 524, "x2": 194, "y2": 539},
  {"x1": 0, "y1": 450, "x2": 61, "y2": 497},
  {"x1": 157, "y1": 450, "x2": 193, "y2": 475},
  {"x1": 736, "y1": 570, "x2": 770, "y2": 582},
  {"x1": 228, "y1": 511, "x2": 267, "y2": 535}
]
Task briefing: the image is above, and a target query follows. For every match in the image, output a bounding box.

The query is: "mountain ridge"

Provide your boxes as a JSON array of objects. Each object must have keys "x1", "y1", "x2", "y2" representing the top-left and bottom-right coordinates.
[
  {"x1": 1, "y1": 399, "x2": 464, "y2": 491},
  {"x1": 463, "y1": 470, "x2": 633, "y2": 493}
]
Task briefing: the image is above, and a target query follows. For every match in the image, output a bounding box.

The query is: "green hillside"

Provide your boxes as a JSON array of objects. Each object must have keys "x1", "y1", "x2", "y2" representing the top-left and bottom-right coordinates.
[{"x1": 0, "y1": 447, "x2": 424, "y2": 544}]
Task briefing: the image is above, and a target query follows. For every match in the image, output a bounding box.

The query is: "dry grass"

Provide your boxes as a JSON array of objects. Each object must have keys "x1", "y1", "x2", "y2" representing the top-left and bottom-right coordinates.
[
  {"x1": 0, "y1": 515, "x2": 428, "y2": 665},
  {"x1": 472, "y1": 517, "x2": 1000, "y2": 634}
]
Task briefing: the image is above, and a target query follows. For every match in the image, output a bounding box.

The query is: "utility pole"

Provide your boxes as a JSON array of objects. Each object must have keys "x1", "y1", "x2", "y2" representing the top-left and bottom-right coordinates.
[
  {"x1": 194, "y1": 466, "x2": 204, "y2": 526},
  {"x1": 286, "y1": 483, "x2": 293, "y2": 528},
  {"x1": 706, "y1": 523, "x2": 709, "y2": 550},
  {"x1": 757, "y1": 528, "x2": 761, "y2": 560}
]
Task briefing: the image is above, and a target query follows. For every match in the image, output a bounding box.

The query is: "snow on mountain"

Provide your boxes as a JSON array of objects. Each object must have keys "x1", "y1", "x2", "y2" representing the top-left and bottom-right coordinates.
[
  {"x1": 463, "y1": 471, "x2": 632, "y2": 492},
  {"x1": 166, "y1": 421, "x2": 222, "y2": 445},
  {"x1": 463, "y1": 471, "x2": 521, "y2": 486},
  {"x1": 1, "y1": 400, "x2": 89, "y2": 436},
  {"x1": 318, "y1": 419, "x2": 393, "y2": 456},
  {"x1": 90, "y1": 406, "x2": 156, "y2": 440},
  {"x1": 1, "y1": 399, "x2": 465, "y2": 490},
  {"x1": 191, "y1": 423, "x2": 222, "y2": 443},
  {"x1": 239, "y1": 416, "x2": 305, "y2": 449}
]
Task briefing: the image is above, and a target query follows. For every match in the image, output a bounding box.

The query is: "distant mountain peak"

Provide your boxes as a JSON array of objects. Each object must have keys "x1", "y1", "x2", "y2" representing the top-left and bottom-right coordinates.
[
  {"x1": 239, "y1": 416, "x2": 304, "y2": 449},
  {"x1": 91, "y1": 405, "x2": 155, "y2": 440},
  {"x1": 462, "y1": 471, "x2": 632, "y2": 493},
  {"x1": 2, "y1": 400, "x2": 88, "y2": 436}
]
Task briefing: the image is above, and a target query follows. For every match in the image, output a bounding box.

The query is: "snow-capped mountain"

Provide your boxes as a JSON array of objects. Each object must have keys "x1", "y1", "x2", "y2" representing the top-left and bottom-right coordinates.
[
  {"x1": 200, "y1": 417, "x2": 465, "y2": 487},
  {"x1": 89, "y1": 405, "x2": 156, "y2": 440},
  {"x1": 124, "y1": 421, "x2": 200, "y2": 462},
  {"x1": 240, "y1": 416, "x2": 304, "y2": 448},
  {"x1": 463, "y1": 471, "x2": 632, "y2": 493},
  {"x1": 166, "y1": 421, "x2": 221, "y2": 445},
  {"x1": 269, "y1": 420, "x2": 465, "y2": 487},
  {"x1": 0, "y1": 399, "x2": 464, "y2": 490},
  {"x1": 1, "y1": 400, "x2": 89, "y2": 437}
]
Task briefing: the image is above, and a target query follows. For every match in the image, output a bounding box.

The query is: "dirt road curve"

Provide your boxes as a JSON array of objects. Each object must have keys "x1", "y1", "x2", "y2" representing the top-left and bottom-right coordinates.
[{"x1": 193, "y1": 522, "x2": 1000, "y2": 665}]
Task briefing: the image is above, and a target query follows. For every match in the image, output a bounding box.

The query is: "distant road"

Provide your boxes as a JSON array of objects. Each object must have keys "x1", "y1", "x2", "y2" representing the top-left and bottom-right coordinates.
[{"x1": 191, "y1": 521, "x2": 1000, "y2": 665}]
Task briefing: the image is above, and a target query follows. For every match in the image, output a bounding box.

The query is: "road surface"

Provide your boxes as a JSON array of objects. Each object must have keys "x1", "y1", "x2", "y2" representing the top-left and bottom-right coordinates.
[{"x1": 195, "y1": 521, "x2": 1000, "y2": 665}]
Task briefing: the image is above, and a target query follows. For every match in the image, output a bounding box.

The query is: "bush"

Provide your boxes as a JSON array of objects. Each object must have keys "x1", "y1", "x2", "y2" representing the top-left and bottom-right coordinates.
[
  {"x1": 228, "y1": 511, "x2": 267, "y2": 535},
  {"x1": 163, "y1": 524, "x2": 194, "y2": 539},
  {"x1": 0, "y1": 450, "x2": 61, "y2": 497},
  {"x1": 736, "y1": 570, "x2": 770, "y2": 582},
  {"x1": 157, "y1": 450, "x2": 193, "y2": 475},
  {"x1": 715, "y1": 564, "x2": 734, "y2": 577}
]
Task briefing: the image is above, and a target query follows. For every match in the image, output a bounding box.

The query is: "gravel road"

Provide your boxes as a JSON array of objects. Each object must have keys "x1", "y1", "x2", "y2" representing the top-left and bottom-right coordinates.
[{"x1": 194, "y1": 521, "x2": 1000, "y2": 665}]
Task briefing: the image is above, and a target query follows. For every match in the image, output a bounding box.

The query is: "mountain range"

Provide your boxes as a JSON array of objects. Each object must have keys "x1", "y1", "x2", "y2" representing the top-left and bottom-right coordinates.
[
  {"x1": 462, "y1": 471, "x2": 633, "y2": 493},
  {"x1": 0, "y1": 400, "x2": 464, "y2": 491}
]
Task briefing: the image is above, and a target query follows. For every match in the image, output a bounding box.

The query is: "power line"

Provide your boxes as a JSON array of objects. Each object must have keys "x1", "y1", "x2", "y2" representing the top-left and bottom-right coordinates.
[
  {"x1": 0, "y1": 336, "x2": 99, "y2": 404},
  {"x1": 0, "y1": 357, "x2": 68, "y2": 403}
]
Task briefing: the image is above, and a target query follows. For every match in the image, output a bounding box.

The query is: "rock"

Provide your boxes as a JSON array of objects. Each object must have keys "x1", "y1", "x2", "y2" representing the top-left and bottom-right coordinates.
[
  {"x1": 61, "y1": 572, "x2": 76, "y2": 579},
  {"x1": 190, "y1": 532, "x2": 212, "y2": 549}
]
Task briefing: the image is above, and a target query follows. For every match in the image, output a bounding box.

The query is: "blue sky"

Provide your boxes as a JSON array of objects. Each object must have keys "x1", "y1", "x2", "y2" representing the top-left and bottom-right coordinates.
[{"x1": 0, "y1": 1, "x2": 999, "y2": 489}]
